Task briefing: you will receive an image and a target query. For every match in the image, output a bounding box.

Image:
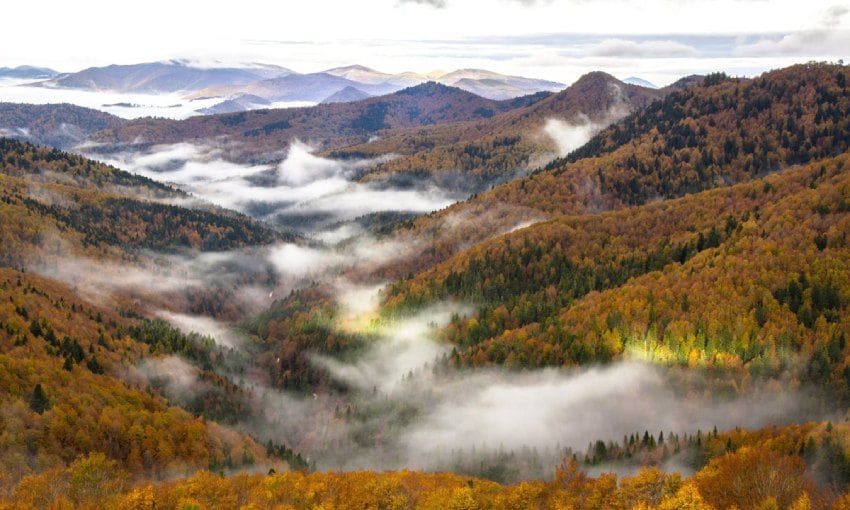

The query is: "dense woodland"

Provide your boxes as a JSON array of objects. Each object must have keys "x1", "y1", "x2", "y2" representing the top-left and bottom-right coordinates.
[
  {"x1": 383, "y1": 154, "x2": 850, "y2": 380},
  {"x1": 0, "y1": 139, "x2": 284, "y2": 267},
  {"x1": 0, "y1": 268, "x2": 284, "y2": 496},
  {"x1": 372, "y1": 63, "x2": 850, "y2": 284},
  {"x1": 491, "y1": 64, "x2": 850, "y2": 213},
  {"x1": 256, "y1": 64, "x2": 850, "y2": 397},
  {"x1": 2, "y1": 63, "x2": 850, "y2": 507},
  {"x1": 5, "y1": 427, "x2": 850, "y2": 509}
]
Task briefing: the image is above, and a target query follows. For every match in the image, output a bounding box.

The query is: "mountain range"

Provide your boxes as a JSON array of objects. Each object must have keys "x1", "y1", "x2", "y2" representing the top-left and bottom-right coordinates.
[
  {"x1": 192, "y1": 65, "x2": 566, "y2": 104},
  {"x1": 87, "y1": 81, "x2": 558, "y2": 163},
  {"x1": 334, "y1": 71, "x2": 670, "y2": 191},
  {"x1": 623, "y1": 76, "x2": 658, "y2": 88},
  {"x1": 0, "y1": 72, "x2": 668, "y2": 193},
  {"x1": 2, "y1": 62, "x2": 850, "y2": 507},
  {"x1": 23, "y1": 60, "x2": 565, "y2": 107},
  {"x1": 35, "y1": 60, "x2": 292, "y2": 93}
]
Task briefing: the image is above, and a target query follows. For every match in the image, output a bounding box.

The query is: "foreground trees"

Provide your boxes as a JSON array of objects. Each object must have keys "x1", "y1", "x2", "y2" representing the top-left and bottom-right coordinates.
[{"x1": 0, "y1": 444, "x2": 839, "y2": 509}]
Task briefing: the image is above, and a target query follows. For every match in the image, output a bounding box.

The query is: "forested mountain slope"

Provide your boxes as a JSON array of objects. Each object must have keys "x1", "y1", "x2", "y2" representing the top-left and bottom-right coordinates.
[
  {"x1": 0, "y1": 103, "x2": 125, "y2": 149},
  {"x1": 3, "y1": 63, "x2": 850, "y2": 509},
  {"x1": 0, "y1": 138, "x2": 282, "y2": 268},
  {"x1": 12, "y1": 419, "x2": 850, "y2": 508},
  {"x1": 0, "y1": 267, "x2": 280, "y2": 495},
  {"x1": 385, "y1": 152, "x2": 850, "y2": 383},
  {"x1": 489, "y1": 64, "x2": 850, "y2": 214},
  {"x1": 256, "y1": 149, "x2": 850, "y2": 395},
  {"x1": 0, "y1": 140, "x2": 308, "y2": 496},
  {"x1": 250, "y1": 64, "x2": 850, "y2": 401},
  {"x1": 381, "y1": 63, "x2": 850, "y2": 278},
  {"x1": 330, "y1": 72, "x2": 664, "y2": 190}
]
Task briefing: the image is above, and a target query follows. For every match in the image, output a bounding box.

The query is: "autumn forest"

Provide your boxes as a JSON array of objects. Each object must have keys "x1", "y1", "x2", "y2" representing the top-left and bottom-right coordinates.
[{"x1": 3, "y1": 3, "x2": 850, "y2": 506}]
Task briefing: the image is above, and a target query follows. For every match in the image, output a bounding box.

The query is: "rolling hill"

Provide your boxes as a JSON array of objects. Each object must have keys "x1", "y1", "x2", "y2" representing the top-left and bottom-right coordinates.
[
  {"x1": 437, "y1": 68, "x2": 565, "y2": 100},
  {"x1": 191, "y1": 71, "x2": 398, "y2": 103},
  {"x1": 0, "y1": 137, "x2": 312, "y2": 495},
  {"x1": 0, "y1": 102, "x2": 125, "y2": 149},
  {"x1": 0, "y1": 266, "x2": 281, "y2": 495},
  {"x1": 323, "y1": 64, "x2": 426, "y2": 87},
  {"x1": 197, "y1": 93, "x2": 272, "y2": 115},
  {"x1": 249, "y1": 63, "x2": 850, "y2": 395},
  {"x1": 0, "y1": 138, "x2": 282, "y2": 263}
]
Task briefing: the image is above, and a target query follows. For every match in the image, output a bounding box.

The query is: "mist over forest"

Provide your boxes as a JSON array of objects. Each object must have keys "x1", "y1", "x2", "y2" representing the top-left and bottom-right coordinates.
[{"x1": 2, "y1": 1, "x2": 850, "y2": 507}]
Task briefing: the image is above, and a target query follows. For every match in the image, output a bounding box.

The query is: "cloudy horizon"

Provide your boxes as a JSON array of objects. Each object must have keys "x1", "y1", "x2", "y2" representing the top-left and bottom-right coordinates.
[{"x1": 3, "y1": 0, "x2": 849, "y2": 87}]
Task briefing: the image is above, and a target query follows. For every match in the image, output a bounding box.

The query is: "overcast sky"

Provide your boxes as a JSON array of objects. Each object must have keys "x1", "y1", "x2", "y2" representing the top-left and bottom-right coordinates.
[{"x1": 2, "y1": 0, "x2": 849, "y2": 86}]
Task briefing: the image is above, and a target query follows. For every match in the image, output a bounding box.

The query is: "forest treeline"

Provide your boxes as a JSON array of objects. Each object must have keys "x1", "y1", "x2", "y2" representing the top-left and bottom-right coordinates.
[{"x1": 5, "y1": 431, "x2": 850, "y2": 509}]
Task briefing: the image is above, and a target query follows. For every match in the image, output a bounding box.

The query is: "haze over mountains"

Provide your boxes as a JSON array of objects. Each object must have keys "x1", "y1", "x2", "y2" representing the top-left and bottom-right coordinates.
[
  {"x1": 0, "y1": 69, "x2": 666, "y2": 241},
  {"x1": 84, "y1": 80, "x2": 563, "y2": 162},
  {"x1": 3, "y1": 49, "x2": 850, "y2": 507},
  {"x1": 6, "y1": 0, "x2": 850, "y2": 504},
  {"x1": 35, "y1": 60, "x2": 293, "y2": 93},
  {"x1": 21, "y1": 60, "x2": 567, "y2": 110}
]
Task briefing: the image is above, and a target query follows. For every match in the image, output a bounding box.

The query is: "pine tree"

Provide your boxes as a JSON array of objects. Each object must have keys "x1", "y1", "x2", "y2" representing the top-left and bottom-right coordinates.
[
  {"x1": 86, "y1": 356, "x2": 103, "y2": 374},
  {"x1": 29, "y1": 383, "x2": 49, "y2": 414}
]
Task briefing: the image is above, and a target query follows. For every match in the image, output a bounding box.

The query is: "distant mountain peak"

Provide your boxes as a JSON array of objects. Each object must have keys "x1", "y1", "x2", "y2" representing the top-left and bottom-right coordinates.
[
  {"x1": 327, "y1": 64, "x2": 379, "y2": 73},
  {"x1": 623, "y1": 76, "x2": 658, "y2": 89},
  {"x1": 439, "y1": 68, "x2": 508, "y2": 82},
  {"x1": 572, "y1": 71, "x2": 620, "y2": 85},
  {"x1": 664, "y1": 74, "x2": 706, "y2": 91},
  {"x1": 320, "y1": 86, "x2": 372, "y2": 104}
]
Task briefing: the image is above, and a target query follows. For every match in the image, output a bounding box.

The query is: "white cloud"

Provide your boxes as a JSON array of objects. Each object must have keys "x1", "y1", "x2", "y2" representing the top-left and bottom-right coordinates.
[
  {"x1": 543, "y1": 117, "x2": 600, "y2": 156},
  {"x1": 135, "y1": 356, "x2": 200, "y2": 397},
  {"x1": 278, "y1": 141, "x2": 354, "y2": 186},
  {"x1": 0, "y1": 80, "x2": 224, "y2": 120},
  {"x1": 397, "y1": 0, "x2": 447, "y2": 7},
  {"x1": 734, "y1": 29, "x2": 850, "y2": 57},
  {"x1": 822, "y1": 4, "x2": 849, "y2": 27},
  {"x1": 399, "y1": 362, "x2": 807, "y2": 459},
  {"x1": 313, "y1": 304, "x2": 468, "y2": 392},
  {"x1": 268, "y1": 243, "x2": 349, "y2": 278},
  {"x1": 157, "y1": 311, "x2": 244, "y2": 347},
  {"x1": 588, "y1": 38, "x2": 699, "y2": 58},
  {"x1": 1, "y1": 0, "x2": 844, "y2": 82}
]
